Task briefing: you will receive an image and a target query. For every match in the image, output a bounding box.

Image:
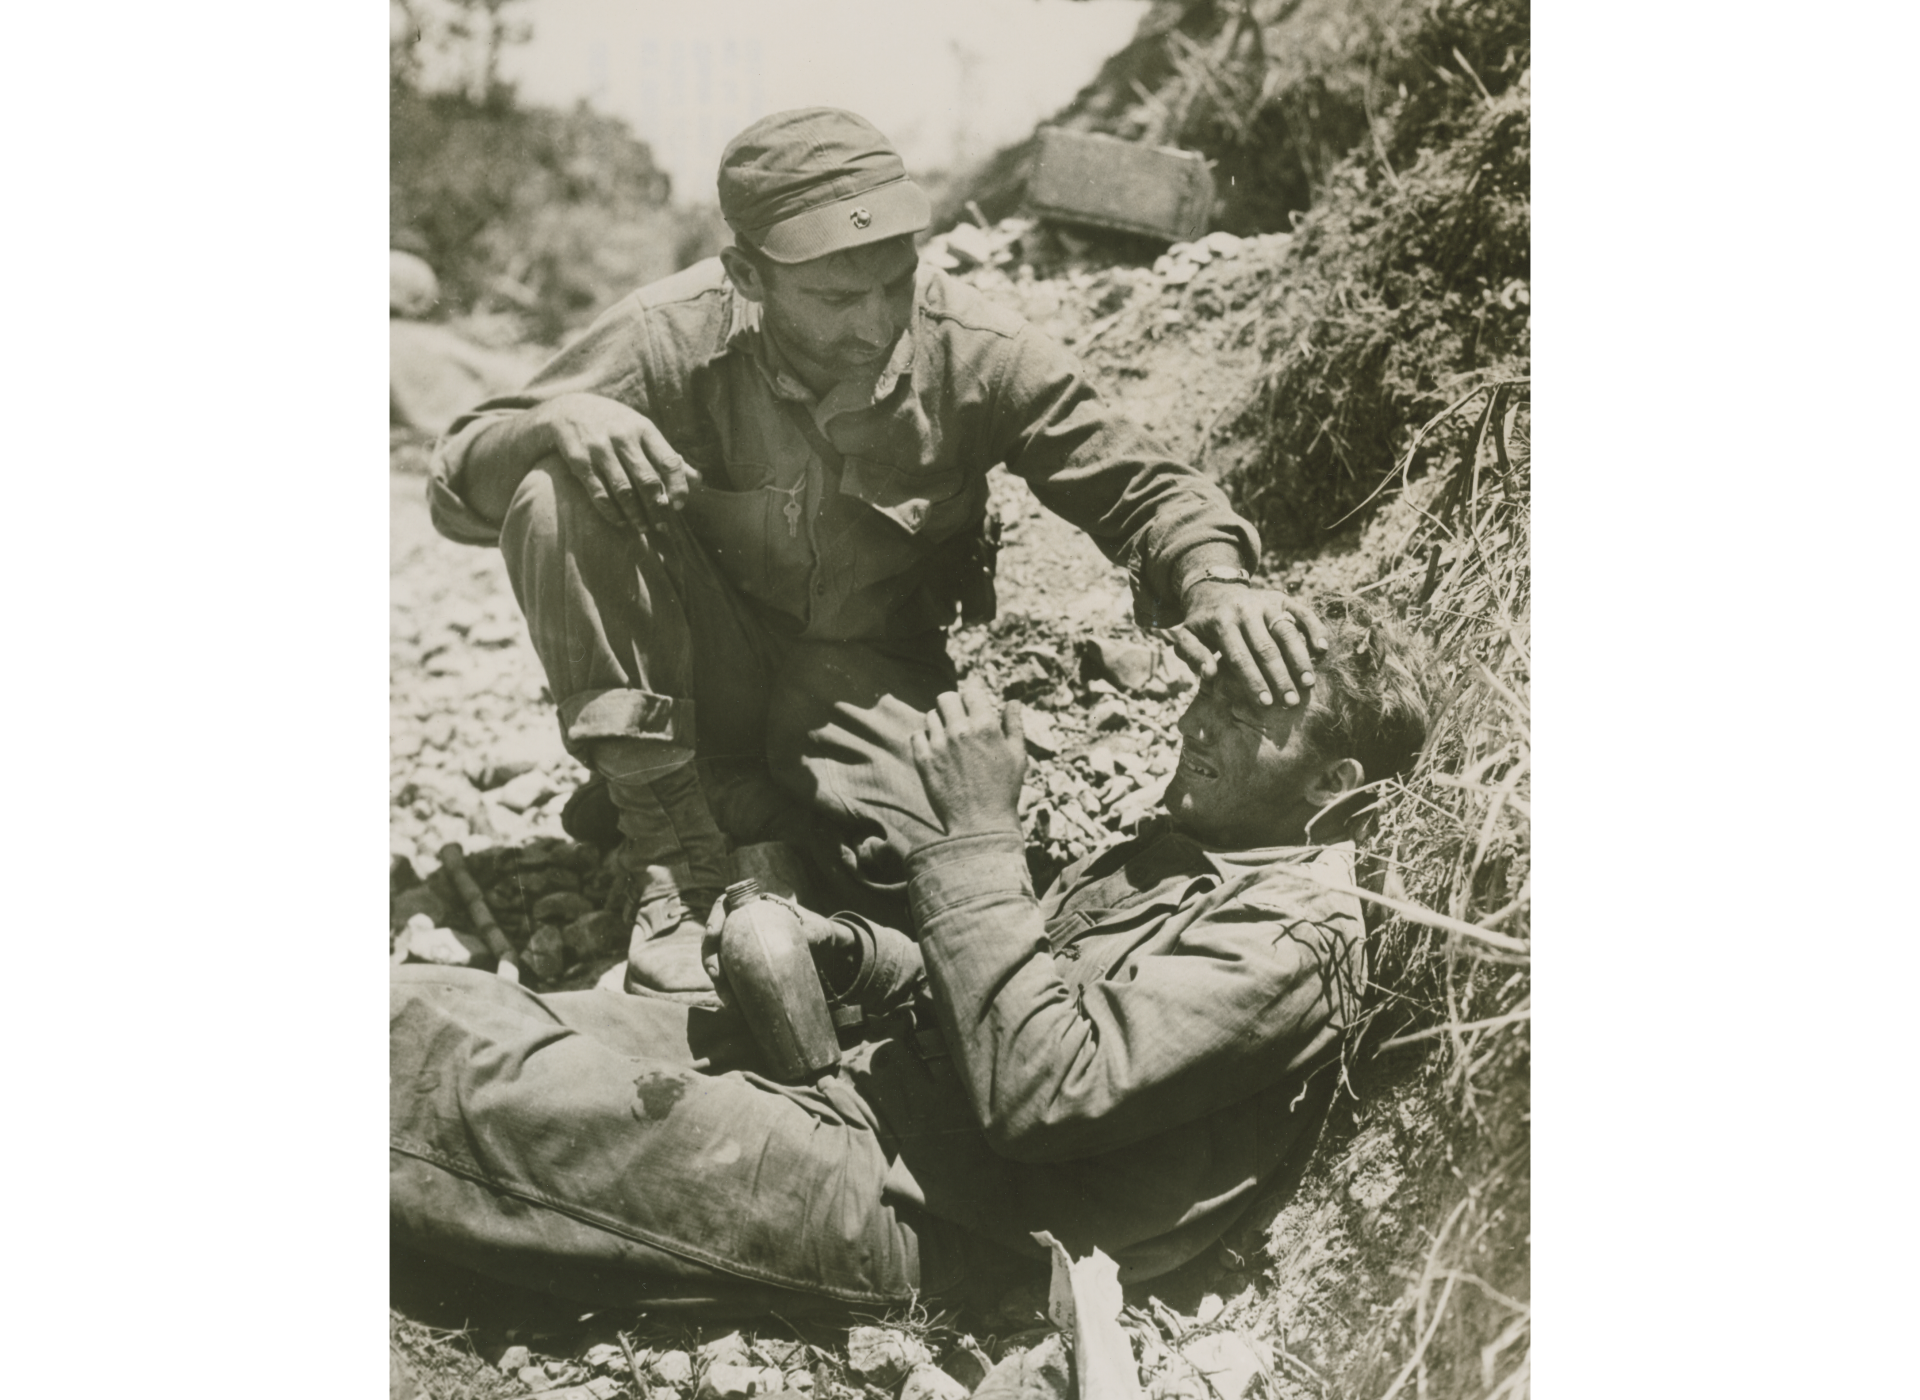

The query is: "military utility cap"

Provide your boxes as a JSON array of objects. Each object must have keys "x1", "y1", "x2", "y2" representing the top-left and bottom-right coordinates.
[{"x1": 718, "y1": 108, "x2": 931, "y2": 264}]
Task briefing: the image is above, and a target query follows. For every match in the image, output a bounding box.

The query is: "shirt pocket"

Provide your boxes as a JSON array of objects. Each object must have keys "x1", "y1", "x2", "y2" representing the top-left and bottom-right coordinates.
[
  {"x1": 839, "y1": 454, "x2": 976, "y2": 543},
  {"x1": 684, "y1": 461, "x2": 807, "y2": 606}
]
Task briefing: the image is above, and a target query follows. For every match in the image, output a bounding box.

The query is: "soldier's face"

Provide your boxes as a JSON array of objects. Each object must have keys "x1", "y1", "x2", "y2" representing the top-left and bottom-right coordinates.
[
  {"x1": 1163, "y1": 675, "x2": 1322, "y2": 848},
  {"x1": 756, "y1": 237, "x2": 919, "y2": 383}
]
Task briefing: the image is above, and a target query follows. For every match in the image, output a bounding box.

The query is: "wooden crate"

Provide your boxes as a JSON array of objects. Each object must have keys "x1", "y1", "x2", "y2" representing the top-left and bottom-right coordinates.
[{"x1": 1027, "y1": 127, "x2": 1215, "y2": 243}]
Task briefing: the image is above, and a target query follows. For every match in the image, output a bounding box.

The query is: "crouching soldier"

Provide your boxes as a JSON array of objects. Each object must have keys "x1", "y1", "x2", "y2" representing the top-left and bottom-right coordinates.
[{"x1": 390, "y1": 597, "x2": 1430, "y2": 1317}]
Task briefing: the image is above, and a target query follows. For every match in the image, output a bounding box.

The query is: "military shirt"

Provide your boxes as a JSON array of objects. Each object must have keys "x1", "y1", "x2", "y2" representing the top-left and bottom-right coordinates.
[{"x1": 429, "y1": 258, "x2": 1260, "y2": 639}]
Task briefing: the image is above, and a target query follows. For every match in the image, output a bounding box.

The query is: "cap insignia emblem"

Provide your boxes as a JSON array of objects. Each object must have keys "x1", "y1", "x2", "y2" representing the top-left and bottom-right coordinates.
[{"x1": 850, "y1": 207, "x2": 872, "y2": 229}]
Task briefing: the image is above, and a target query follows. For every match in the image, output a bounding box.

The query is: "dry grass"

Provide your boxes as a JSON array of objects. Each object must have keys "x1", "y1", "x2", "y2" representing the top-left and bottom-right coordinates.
[{"x1": 1332, "y1": 380, "x2": 1531, "y2": 1400}]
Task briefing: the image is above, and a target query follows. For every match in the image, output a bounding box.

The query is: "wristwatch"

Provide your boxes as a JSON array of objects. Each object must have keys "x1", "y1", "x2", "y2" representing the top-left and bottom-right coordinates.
[{"x1": 1186, "y1": 565, "x2": 1254, "y2": 590}]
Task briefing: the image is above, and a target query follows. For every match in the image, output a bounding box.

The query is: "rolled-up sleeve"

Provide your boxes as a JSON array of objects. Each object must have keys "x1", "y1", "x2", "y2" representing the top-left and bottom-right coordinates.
[
  {"x1": 906, "y1": 831, "x2": 1362, "y2": 1165},
  {"x1": 425, "y1": 292, "x2": 658, "y2": 546},
  {"x1": 982, "y1": 325, "x2": 1262, "y2": 628}
]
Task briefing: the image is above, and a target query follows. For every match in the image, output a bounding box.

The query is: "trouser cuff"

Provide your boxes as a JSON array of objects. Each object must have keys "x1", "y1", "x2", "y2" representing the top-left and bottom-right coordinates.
[{"x1": 560, "y1": 688, "x2": 695, "y2": 756}]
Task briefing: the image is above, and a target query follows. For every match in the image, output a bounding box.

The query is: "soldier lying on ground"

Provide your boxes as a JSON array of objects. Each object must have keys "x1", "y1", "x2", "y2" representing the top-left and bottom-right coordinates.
[
  {"x1": 425, "y1": 104, "x2": 1330, "y2": 996},
  {"x1": 390, "y1": 596, "x2": 1431, "y2": 1319}
]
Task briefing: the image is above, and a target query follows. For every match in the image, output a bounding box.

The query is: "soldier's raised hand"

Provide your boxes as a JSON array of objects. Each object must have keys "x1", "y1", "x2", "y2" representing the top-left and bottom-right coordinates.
[{"x1": 910, "y1": 680, "x2": 1028, "y2": 839}]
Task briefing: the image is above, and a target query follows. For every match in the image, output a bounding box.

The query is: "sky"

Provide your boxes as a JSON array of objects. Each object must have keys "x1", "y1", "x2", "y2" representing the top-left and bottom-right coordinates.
[{"x1": 490, "y1": 0, "x2": 1151, "y2": 203}]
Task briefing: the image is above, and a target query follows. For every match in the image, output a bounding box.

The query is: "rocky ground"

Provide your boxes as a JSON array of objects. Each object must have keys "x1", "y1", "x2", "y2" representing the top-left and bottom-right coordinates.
[{"x1": 388, "y1": 229, "x2": 1407, "y2": 1398}]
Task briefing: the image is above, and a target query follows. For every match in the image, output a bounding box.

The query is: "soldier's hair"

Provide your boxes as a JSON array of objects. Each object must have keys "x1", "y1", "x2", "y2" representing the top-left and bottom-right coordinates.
[{"x1": 1299, "y1": 594, "x2": 1433, "y2": 789}]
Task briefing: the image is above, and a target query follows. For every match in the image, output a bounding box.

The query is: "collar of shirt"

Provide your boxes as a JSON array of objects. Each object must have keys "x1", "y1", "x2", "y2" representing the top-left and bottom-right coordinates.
[{"x1": 720, "y1": 275, "x2": 921, "y2": 435}]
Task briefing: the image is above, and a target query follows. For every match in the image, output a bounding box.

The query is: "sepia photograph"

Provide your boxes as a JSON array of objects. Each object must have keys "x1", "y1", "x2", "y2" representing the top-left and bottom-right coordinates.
[{"x1": 386, "y1": 2, "x2": 1531, "y2": 1395}]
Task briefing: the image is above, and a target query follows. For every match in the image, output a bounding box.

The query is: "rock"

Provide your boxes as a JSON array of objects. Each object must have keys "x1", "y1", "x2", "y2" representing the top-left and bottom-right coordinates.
[
  {"x1": 695, "y1": 1364, "x2": 786, "y2": 1399},
  {"x1": 391, "y1": 853, "x2": 421, "y2": 895},
  {"x1": 943, "y1": 220, "x2": 997, "y2": 269},
  {"x1": 497, "y1": 1346, "x2": 533, "y2": 1375},
  {"x1": 1201, "y1": 230, "x2": 1245, "y2": 258},
  {"x1": 403, "y1": 915, "x2": 485, "y2": 967},
  {"x1": 1021, "y1": 709, "x2": 1061, "y2": 758},
  {"x1": 972, "y1": 1334, "x2": 1071, "y2": 1399},
  {"x1": 1195, "y1": 1294, "x2": 1224, "y2": 1325},
  {"x1": 534, "y1": 891, "x2": 596, "y2": 925},
  {"x1": 423, "y1": 715, "x2": 457, "y2": 749},
  {"x1": 524, "y1": 923, "x2": 568, "y2": 980},
  {"x1": 518, "y1": 1364, "x2": 558, "y2": 1391},
  {"x1": 900, "y1": 1364, "x2": 970, "y2": 1400},
  {"x1": 391, "y1": 1347, "x2": 421, "y2": 1400},
  {"x1": 497, "y1": 770, "x2": 558, "y2": 813},
  {"x1": 1084, "y1": 744, "x2": 1118, "y2": 778},
  {"x1": 470, "y1": 732, "x2": 555, "y2": 789},
  {"x1": 697, "y1": 1332, "x2": 752, "y2": 1367},
  {"x1": 391, "y1": 885, "x2": 448, "y2": 932},
  {"x1": 469, "y1": 618, "x2": 521, "y2": 647},
  {"x1": 651, "y1": 1350, "x2": 693, "y2": 1385},
  {"x1": 582, "y1": 1343, "x2": 627, "y2": 1373},
  {"x1": 847, "y1": 1327, "x2": 931, "y2": 1389},
  {"x1": 393, "y1": 729, "x2": 426, "y2": 759},
  {"x1": 390, "y1": 249, "x2": 440, "y2": 317},
  {"x1": 564, "y1": 910, "x2": 625, "y2": 958},
  {"x1": 943, "y1": 1339, "x2": 995, "y2": 1390},
  {"x1": 1083, "y1": 636, "x2": 1158, "y2": 692},
  {"x1": 1088, "y1": 698, "x2": 1130, "y2": 731},
  {"x1": 1179, "y1": 1332, "x2": 1263, "y2": 1400},
  {"x1": 540, "y1": 1381, "x2": 623, "y2": 1400}
]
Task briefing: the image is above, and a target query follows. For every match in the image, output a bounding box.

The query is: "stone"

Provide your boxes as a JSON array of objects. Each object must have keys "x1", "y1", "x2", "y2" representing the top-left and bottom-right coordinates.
[
  {"x1": 900, "y1": 1365, "x2": 970, "y2": 1400},
  {"x1": 1179, "y1": 1332, "x2": 1263, "y2": 1400},
  {"x1": 582, "y1": 1343, "x2": 626, "y2": 1373},
  {"x1": 564, "y1": 910, "x2": 625, "y2": 958},
  {"x1": 846, "y1": 1327, "x2": 931, "y2": 1388},
  {"x1": 423, "y1": 715, "x2": 456, "y2": 749},
  {"x1": 534, "y1": 891, "x2": 597, "y2": 925},
  {"x1": 1083, "y1": 637, "x2": 1158, "y2": 692},
  {"x1": 524, "y1": 923, "x2": 568, "y2": 980},
  {"x1": 1202, "y1": 230, "x2": 1246, "y2": 257},
  {"x1": 403, "y1": 915, "x2": 484, "y2": 967},
  {"x1": 518, "y1": 1365, "x2": 558, "y2": 1391},
  {"x1": 697, "y1": 1332, "x2": 751, "y2": 1367},
  {"x1": 469, "y1": 618, "x2": 521, "y2": 647},
  {"x1": 391, "y1": 885, "x2": 448, "y2": 932},
  {"x1": 393, "y1": 729, "x2": 426, "y2": 759},
  {"x1": 471, "y1": 732, "x2": 555, "y2": 790},
  {"x1": 1021, "y1": 709, "x2": 1061, "y2": 758},
  {"x1": 972, "y1": 1334, "x2": 1071, "y2": 1399},
  {"x1": 540, "y1": 1381, "x2": 623, "y2": 1400},
  {"x1": 496, "y1": 770, "x2": 558, "y2": 813},
  {"x1": 1088, "y1": 698, "x2": 1130, "y2": 731},
  {"x1": 390, "y1": 249, "x2": 439, "y2": 316},
  {"x1": 943, "y1": 221, "x2": 996, "y2": 269},
  {"x1": 943, "y1": 1340, "x2": 994, "y2": 1391},
  {"x1": 651, "y1": 1351, "x2": 693, "y2": 1385},
  {"x1": 391, "y1": 853, "x2": 421, "y2": 894},
  {"x1": 696, "y1": 1363, "x2": 785, "y2": 1399},
  {"x1": 1084, "y1": 744, "x2": 1118, "y2": 778}
]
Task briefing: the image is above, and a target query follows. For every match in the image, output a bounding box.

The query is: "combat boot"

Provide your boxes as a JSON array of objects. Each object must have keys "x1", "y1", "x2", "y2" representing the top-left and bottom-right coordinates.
[{"x1": 596, "y1": 738, "x2": 729, "y2": 998}]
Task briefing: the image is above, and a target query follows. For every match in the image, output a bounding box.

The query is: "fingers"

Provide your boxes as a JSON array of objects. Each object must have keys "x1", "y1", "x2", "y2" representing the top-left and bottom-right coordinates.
[
  {"x1": 1213, "y1": 622, "x2": 1281, "y2": 708},
  {"x1": 1292, "y1": 600, "x2": 1330, "y2": 657},
  {"x1": 1166, "y1": 625, "x2": 1220, "y2": 683},
  {"x1": 1264, "y1": 610, "x2": 1318, "y2": 702},
  {"x1": 635, "y1": 418, "x2": 696, "y2": 510},
  {"x1": 550, "y1": 421, "x2": 628, "y2": 530},
  {"x1": 933, "y1": 690, "x2": 969, "y2": 733},
  {"x1": 592, "y1": 435, "x2": 652, "y2": 531}
]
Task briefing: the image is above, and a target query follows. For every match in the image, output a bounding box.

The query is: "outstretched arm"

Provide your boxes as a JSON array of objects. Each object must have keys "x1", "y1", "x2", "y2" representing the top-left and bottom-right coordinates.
[{"x1": 983, "y1": 323, "x2": 1325, "y2": 704}]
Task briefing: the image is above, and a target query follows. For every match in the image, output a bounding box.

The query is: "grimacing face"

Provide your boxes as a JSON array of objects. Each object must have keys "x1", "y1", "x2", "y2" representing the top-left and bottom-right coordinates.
[
  {"x1": 745, "y1": 236, "x2": 919, "y2": 387},
  {"x1": 1162, "y1": 675, "x2": 1328, "y2": 848}
]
